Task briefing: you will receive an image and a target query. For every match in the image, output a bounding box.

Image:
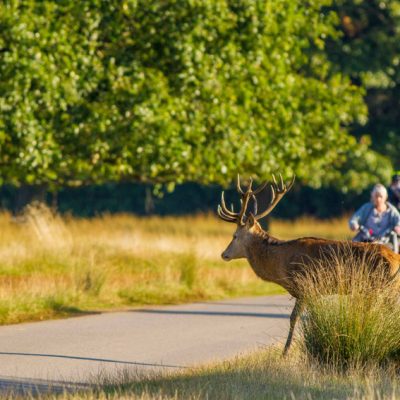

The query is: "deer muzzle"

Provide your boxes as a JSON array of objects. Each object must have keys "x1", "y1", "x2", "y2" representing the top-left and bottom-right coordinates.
[{"x1": 221, "y1": 251, "x2": 232, "y2": 261}]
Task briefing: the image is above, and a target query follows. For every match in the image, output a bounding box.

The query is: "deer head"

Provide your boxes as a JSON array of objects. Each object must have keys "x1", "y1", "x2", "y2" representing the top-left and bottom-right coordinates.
[{"x1": 218, "y1": 174, "x2": 295, "y2": 261}]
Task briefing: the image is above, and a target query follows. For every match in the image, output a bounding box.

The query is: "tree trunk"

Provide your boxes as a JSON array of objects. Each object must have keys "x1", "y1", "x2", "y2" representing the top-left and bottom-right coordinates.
[
  {"x1": 14, "y1": 184, "x2": 48, "y2": 213},
  {"x1": 144, "y1": 186, "x2": 155, "y2": 214}
]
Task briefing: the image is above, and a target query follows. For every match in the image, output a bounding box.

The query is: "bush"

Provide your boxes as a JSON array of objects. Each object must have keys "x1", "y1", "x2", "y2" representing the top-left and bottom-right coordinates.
[{"x1": 297, "y1": 245, "x2": 400, "y2": 370}]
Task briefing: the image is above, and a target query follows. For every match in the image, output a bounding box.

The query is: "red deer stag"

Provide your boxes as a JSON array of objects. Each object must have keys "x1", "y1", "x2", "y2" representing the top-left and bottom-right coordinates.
[{"x1": 218, "y1": 174, "x2": 400, "y2": 355}]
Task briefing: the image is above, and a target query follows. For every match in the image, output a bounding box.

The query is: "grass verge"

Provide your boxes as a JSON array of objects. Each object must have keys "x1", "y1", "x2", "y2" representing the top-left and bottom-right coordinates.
[{"x1": 5, "y1": 345, "x2": 399, "y2": 399}]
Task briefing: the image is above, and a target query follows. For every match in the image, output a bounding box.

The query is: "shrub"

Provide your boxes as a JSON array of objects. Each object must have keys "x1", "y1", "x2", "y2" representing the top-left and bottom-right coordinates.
[{"x1": 297, "y1": 245, "x2": 400, "y2": 370}]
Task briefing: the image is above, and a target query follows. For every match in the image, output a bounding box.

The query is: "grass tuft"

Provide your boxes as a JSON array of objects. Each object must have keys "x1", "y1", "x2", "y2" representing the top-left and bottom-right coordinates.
[{"x1": 296, "y1": 244, "x2": 400, "y2": 370}]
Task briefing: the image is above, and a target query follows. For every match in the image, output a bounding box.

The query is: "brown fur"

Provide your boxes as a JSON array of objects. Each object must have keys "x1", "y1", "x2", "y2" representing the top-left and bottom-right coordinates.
[{"x1": 245, "y1": 223, "x2": 400, "y2": 297}]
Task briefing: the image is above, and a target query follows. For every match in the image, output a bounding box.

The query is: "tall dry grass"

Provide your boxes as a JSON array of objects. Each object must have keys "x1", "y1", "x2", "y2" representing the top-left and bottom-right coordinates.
[
  {"x1": 101, "y1": 346, "x2": 399, "y2": 400},
  {"x1": 7, "y1": 345, "x2": 398, "y2": 399},
  {"x1": 0, "y1": 204, "x2": 355, "y2": 325},
  {"x1": 296, "y1": 244, "x2": 400, "y2": 370},
  {"x1": 0, "y1": 206, "x2": 291, "y2": 325},
  {"x1": 270, "y1": 216, "x2": 351, "y2": 241}
]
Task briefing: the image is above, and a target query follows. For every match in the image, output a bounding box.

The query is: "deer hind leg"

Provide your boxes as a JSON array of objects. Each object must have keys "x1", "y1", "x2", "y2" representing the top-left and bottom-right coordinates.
[{"x1": 283, "y1": 299, "x2": 303, "y2": 356}]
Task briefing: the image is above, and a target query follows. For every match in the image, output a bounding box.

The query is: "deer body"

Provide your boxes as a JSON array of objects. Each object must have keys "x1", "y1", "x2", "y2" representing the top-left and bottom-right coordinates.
[
  {"x1": 218, "y1": 174, "x2": 400, "y2": 355},
  {"x1": 233, "y1": 225, "x2": 400, "y2": 297}
]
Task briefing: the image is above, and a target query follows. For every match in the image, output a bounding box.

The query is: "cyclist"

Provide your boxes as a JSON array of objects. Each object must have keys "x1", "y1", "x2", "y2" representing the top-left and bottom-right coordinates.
[
  {"x1": 349, "y1": 184, "x2": 400, "y2": 252},
  {"x1": 388, "y1": 173, "x2": 400, "y2": 211}
]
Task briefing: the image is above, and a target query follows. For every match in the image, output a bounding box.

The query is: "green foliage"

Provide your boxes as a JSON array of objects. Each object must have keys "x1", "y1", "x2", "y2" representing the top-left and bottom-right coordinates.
[
  {"x1": 0, "y1": 0, "x2": 378, "y2": 190},
  {"x1": 327, "y1": 0, "x2": 400, "y2": 170},
  {"x1": 0, "y1": 1, "x2": 104, "y2": 185}
]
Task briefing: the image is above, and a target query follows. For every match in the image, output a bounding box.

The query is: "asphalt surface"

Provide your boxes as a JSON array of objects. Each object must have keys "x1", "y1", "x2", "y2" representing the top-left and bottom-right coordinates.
[{"x1": 0, "y1": 294, "x2": 293, "y2": 394}]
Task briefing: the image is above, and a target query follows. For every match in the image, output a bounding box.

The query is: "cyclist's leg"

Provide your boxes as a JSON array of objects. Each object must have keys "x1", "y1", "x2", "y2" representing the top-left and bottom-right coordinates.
[{"x1": 352, "y1": 232, "x2": 364, "y2": 242}]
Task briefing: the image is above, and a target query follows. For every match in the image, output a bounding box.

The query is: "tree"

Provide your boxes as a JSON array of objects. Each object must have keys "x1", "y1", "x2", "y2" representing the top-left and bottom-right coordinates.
[
  {"x1": 327, "y1": 0, "x2": 400, "y2": 170},
  {"x1": 0, "y1": 1, "x2": 104, "y2": 187},
  {"x1": 0, "y1": 0, "x2": 384, "y2": 192}
]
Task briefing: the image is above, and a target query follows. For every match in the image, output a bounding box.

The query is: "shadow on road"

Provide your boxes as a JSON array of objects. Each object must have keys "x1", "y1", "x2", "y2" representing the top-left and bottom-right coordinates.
[
  {"x1": 134, "y1": 310, "x2": 290, "y2": 318},
  {"x1": 0, "y1": 352, "x2": 185, "y2": 369},
  {"x1": 196, "y1": 301, "x2": 292, "y2": 308}
]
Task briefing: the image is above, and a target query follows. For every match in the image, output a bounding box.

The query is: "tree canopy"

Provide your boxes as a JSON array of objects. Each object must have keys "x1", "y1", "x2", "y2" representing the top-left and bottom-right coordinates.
[
  {"x1": 327, "y1": 0, "x2": 400, "y2": 171},
  {"x1": 0, "y1": 0, "x2": 393, "y2": 191}
]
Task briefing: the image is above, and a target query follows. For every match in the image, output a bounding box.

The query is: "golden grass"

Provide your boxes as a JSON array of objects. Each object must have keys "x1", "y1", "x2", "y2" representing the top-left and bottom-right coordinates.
[
  {"x1": 6, "y1": 345, "x2": 398, "y2": 399},
  {"x1": 0, "y1": 206, "x2": 287, "y2": 325},
  {"x1": 104, "y1": 346, "x2": 399, "y2": 400},
  {"x1": 270, "y1": 216, "x2": 352, "y2": 241},
  {"x1": 0, "y1": 205, "x2": 353, "y2": 325}
]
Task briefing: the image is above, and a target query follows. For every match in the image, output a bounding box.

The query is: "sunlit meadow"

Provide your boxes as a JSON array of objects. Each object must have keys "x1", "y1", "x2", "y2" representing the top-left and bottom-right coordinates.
[{"x1": 0, "y1": 204, "x2": 351, "y2": 325}]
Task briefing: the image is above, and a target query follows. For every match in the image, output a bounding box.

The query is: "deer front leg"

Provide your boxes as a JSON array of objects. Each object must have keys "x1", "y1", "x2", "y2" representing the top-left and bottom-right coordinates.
[{"x1": 283, "y1": 299, "x2": 303, "y2": 356}]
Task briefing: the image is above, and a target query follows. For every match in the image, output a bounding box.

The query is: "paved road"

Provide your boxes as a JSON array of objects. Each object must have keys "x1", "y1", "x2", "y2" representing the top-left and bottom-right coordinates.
[{"x1": 0, "y1": 295, "x2": 293, "y2": 394}]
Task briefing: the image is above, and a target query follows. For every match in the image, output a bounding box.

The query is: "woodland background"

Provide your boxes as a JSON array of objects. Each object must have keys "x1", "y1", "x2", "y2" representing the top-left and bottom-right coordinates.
[{"x1": 0, "y1": 0, "x2": 399, "y2": 217}]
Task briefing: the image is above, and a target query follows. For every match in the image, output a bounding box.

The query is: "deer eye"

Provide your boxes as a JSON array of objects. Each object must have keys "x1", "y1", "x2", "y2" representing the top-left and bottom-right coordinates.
[{"x1": 233, "y1": 234, "x2": 238, "y2": 239}]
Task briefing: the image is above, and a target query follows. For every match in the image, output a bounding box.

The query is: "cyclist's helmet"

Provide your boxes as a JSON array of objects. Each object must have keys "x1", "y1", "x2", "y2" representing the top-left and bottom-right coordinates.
[{"x1": 392, "y1": 171, "x2": 400, "y2": 182}]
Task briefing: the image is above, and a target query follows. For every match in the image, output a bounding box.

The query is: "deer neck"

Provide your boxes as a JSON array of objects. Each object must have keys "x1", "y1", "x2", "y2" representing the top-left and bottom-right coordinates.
[{"x1": 244, "y1": 229, "x2": 288, "y2": 284}]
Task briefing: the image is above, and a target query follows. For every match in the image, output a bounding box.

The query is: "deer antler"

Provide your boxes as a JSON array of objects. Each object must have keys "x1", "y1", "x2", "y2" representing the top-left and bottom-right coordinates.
[
  {"x1": 218, "y1": 173, "x2": 294, "y2": 224},
  {"x1": 253, "y1": 174, "x2": 295, "y2": 221},
  {"x1": 217, "y1": 175, "x2": 268, "y2": 225}
]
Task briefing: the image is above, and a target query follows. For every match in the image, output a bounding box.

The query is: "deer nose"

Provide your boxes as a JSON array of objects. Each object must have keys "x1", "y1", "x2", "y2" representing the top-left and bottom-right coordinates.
[{"x1": 221, "y1": 252, "x2": 230, "y2": 261}]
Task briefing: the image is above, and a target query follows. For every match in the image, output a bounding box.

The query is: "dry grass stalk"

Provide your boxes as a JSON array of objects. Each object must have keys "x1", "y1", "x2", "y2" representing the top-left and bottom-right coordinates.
[
  {"x1": 296, "y1": 244, "x2": 400, "y2": 369},
  {"x1": 0, "y1": 208, "x2": 285, "y2": 325}
]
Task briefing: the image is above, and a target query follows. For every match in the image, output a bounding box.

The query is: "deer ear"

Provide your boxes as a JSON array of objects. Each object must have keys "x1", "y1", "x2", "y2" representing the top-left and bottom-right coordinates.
[{"x1": 246, "y1": 213, "x2": 256, "y2": 228}]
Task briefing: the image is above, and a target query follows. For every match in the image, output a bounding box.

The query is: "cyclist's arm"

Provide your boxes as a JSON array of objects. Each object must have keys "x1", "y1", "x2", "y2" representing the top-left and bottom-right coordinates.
[{"x1": 349, "y1": 204, "x2": 369, "y2": 231}]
